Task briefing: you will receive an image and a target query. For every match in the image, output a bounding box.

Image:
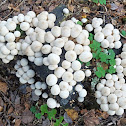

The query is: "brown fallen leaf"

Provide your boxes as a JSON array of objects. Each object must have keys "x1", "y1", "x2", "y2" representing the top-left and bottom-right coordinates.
[
  {"x1": 21, "y1": 108, "x2": 34, "y2": 124},
  {"x1": 82, "y1": 7, "x2": 90, "y2": 13},
  {"x1": 0, "y1": 81, "x2": 8, "y2": 94},
  {"x1": 96, "y1": 110, "x2": 109, "y2": 119},
  {"x1": 65, "y1": 109, "x2": 78, "y2": 121},
  {"x1": 14, "y1": 119, "x2": 21, "y2": 126},
  {"x1": 8, "y1": 106, "x2": 14, "y2": 114},
  {"x1": 83, "y1": 109, "x2": 100, "y2": 126}
]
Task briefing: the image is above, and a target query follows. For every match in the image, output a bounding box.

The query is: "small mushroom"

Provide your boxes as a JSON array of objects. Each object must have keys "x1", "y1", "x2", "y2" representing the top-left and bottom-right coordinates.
[
  {"x1": 71, "y1": 60, "x2": 81, "y2": 71},
  {"x1": 54, "y1": 67, "x2": 66, "y2": 78},
  {"x1": 47, "y1": 98, "x2": 57, "y2": 108},
  {"x1": 62, "y1": 71, "x2": 73, "y2": 82},
  {"x1": 46, "y1": 74, "x2": 57, "y2": 86},
  {"x1": 65, "y1": 50, "x2": 77, "y2": 62},
  {"x1": 108, "y1": 94, "x2": 117, "y2": 104},
  {"x1": 51, "y1": 84, "x2": 60, "y2": 95},
  {"x1": 59, "y1": 90, "x2": 69, "y2": 99},
  {"x1": 73, "y1": 70, "x2": 85, "y2": 82},
  {"x1": 59, "y1": 81, "x2": 69, "y2": 90},
  {"x1": 48, "y1": 53, "x2": 60, "y2": 65},
  {"x1": 94, "y1": 32, "x2": 104, "y2": 42}
]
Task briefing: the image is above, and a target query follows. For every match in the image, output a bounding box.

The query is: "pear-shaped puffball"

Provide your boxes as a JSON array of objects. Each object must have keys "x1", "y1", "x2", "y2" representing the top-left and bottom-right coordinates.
[
  {"x1": 115, "y1": 107, "x2": 124, "y2": 115},
  {"x1": 0, "y1": 25, "x2": 9, "y2": 36},
  {"x1": 78, "y1": 97, "x2": 84, "y2": 102},
  {"x1": 47, "y1": 98, "x2": 57, "y2": 108},
  {"x1": 54, "y1": 67, "x2": 65, "y2": 78},
  {"x1": 61, "y1": 26, "x2": 71, "y2": 37},
  {"x1": 94, "y1": 32, "x2": 104, "y2": 42},
  {"x1": 95, "y1": 91, "x2": 102, "y2": 98},
  {"x1": 85, "y1": 24, "x2": 93, "y2": 32},
  {"x1": 65, "y1": 51, "x2": 77, "y2": 62},
  {"x1": 62, "y1": 60, "x2": 71, "y2": 69},
  {"x1": 6, "y1": 21, "x2": 16, "y2": 31},
  {"x1": 114, "y1": 41, "x2": 122, "y2": 49},
  {"x1": 96, "y1": 83, "x2": 104, "y2": 91},
  {"x1": 64, "y1": 40, "x2": 75, "y2": 51},
  {"x1": 101, "y1": 87, "x2": 110, "y2": 96},
  {"x1": 74, "y1": 44, "x2": 83, "y2": 55},
  {"x1": 38, "y1": 20, "x2": 48, "y2": 30},
  {"x1": 20, "y1": 22, "x2": 30, "y2": 31},
  {"x1": 5, "y1": 32, "x2": 15, "y2": 42},
  {"x1": 100, "y1": 96, "x2": 108, "y2": 104},
  {"x1": 53, "y1": 38, "x2": 65, "y2": 48},
  {"x1": 64, "y1": 20, "x2": 75, "y2": 28},
  {"x1": 71, "y1": 24, "x2": 82, "y2": 38},
  {"x1": 63, "y1": 8, "x2": 69, "y2": 14},
  {"x1": 100, "y1": 104, "x2": 109, "y2": 112},
  {"x1": 42, "y1": 93, "x2": 48, "y2": 99},
  {"x1": 59, "y1": 81, "x2": 69, "y2": 90},
  {"x1": 20, "y1": 58, "x2": 28, "y2": 66},
  {"x1": 48, "y1": 13, "x2": 56, "y2": 22},
  {"x1": 45, "y1": 32, "x2": 55, "y2": 43},
  {"x1": 105, "y1": 80, "x2": 114, "y2": 87},
  {"x1": 71, "y1": 60, "x2": 81, "y2": 71},
  {"x1": 35, "y1": 81, "x2": 42, "y2": 89},
  {"x1": 51, "y1": 26, "x2": 61, "y2": 37},
  {"x1": 26, "y1": 69, "x2": 35, "y2": 78},
  {"x1": 79, "y1": 89, "x2": 87, "y2": 97},
  {"x1": 34, "y1": 57, "x2": 43, "y2": 66},
  {"x1": 48, "y1": 65, "x2": 58, "y2": 70},
  {"x1": 101, "y1": 39, "x2": 109, "y2": 48},
  {"x1": 34, "y1": 89, "x2": 42, "y2": 96},
  {"x1": 94, "y1": 26, "x2": 102, "y2": 34},
  {"x1": 79, "y1": 51, "x2": 92, "y2": 63},
  {"x1": 108, "y1": 94, "x2": 117, "y2": 104},
  {"x1": 46, "y1": 74, "x2": 57, "y2": 86},
  {"x1": 51, "y1": 84, "x2": 60, "y2": 95},
  {"x1": 27, "y1": 11, "x2": 36, "y2": 18},
  {"x1": 62, "y1": 72, "x2": 73, "y2": 82},
  {"x1": 52, "y1": 47, "x2": 62, "y2": 55},
  {"x1": 48, "y1": 53, "x2": 60, "y2": 65},
  {"x1": 73, "y1": 70, "x2": 85, "y2": 82},
  {"x1": 59, "y1": 90, "x2": 69, "y2": 99},
  {"x1": 85, "y1": 69, "x2": 91, "y2": 77},
  {"x1": 25, "y1": 46, "x2": 34, "y2": 56},
  {"x1": 41, "y1": 44, "x2": 51, "y2": 54}
]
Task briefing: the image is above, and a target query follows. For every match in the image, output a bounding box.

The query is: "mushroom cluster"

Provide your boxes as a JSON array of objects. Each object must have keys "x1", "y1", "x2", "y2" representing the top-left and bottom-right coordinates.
[
  {"x1": 85, "y1": 17, "x2": 122, "y2": 49},
  {"x1": 14, "y1": 58, "x2": 35, "y2": 84},
  {"x1": 95, "y1": 73, "x2": 126, "y2": 115}
]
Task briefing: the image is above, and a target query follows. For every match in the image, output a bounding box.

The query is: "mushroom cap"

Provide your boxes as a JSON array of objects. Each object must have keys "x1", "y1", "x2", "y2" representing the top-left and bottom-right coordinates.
[
  {"x1": 85, "y1": 69, "x2": 91, "y2": 77},
  {"x1": 28, "y1": 78, "x2": 35, "y2": 84},
  {"x1": 26, "y1": 69, "x2": 35, "y2": 78},
  {"x1": 30, "y1": 84, "x2": 35, "y2": 90},
  {"x1": 105, "y1": 80, "x2": 114, "y2": 87},
  {"x1": 34, "y1": 89, "x2": 42, "y2": 96},
  {"x1": 75, "y1": 84, "x2": 83, "y2": 92},
  {"x1": 24, "y1": 15, "x2": 32, "y2": 23},
  {"x1": 20, "y1": 58, "x2": 28, "y2": 66},
  {"x1": 95, "y1": 91, "x2": 102, "y2": 98},
  {"x1": 43, "y1": 57, "x2": 49, "y2": 66},
  {"x1": 48, "y1": 53, "x2": 60, "y2": 65},
  {"x1": 6, "y1": 21, "x2": 16, "y2": 31},
  {"x1": 45, "y1": 31, "x2": 55, "y2": 43},
  {"x1": 18, "y1": 14, "x2": 25, "y2": 22},
  {"x1": 64, "y1": 40, "x2": 75, "y2": 51},
  {"x1": 102, "y1": 28, "x2": 112, "y2": 36},
  {"x1": 101, "y1": 87, "x2": 110, "y2": 96},
  {"x1": 113, "y1": 34, "x2": 120, "y2": 41},
  {"x1": 85, "y1": 24, "x2": 93, "y2": 32},
  {"x1": 46, "y1": 74, "x2": 58, "y2": 86},
  {"x1": 78, "y1": 97, "x2": 84, "y2": 102},
  {"x1": 71, "y1": 60, "x2": 81, "y2": 71},
  {"x1": 65, "y1": 50, "x2": 77, "y2": 62},
  {"x1": 79, "y1": 89, "x2": 87, "y2": 97},
  {"x1": 121, "y1": 52, "x2": 126, "y2": 59},
  {"x1": 53, "y1": 38, "x2": 65, "y2": 48},
  {"x1": 63, "y1": 8, "x2": 69, "y2": 14},
  {"x1": 105, "y1": 73, "x2": 112, "y2": 80},
  {"x1": 121, "y1": 59, "x2": 126, "y2": 68},
  {"x1": 96, "y1": 83, "x2": 104, "y2": 91},
  {"x1": 35, "y1": 81, "x2": 42, "y2": 89},
  {"x1": 32, "y1": 18, "x2": 38, "y2": 27},
  {"x1": 5, "y1": 32, "x2": 15, "y2": 42},
  {"x1": 83, "y1": 46, "x2": 91, "y2": 52},
  {"x1": 59, "y1": 81, "x2": 69, "y2": 90},
  {"x1": 94, "y1": 26, "x2": 102, "y2": 34},
  {"x1": 41, "y1": 44, "x2": 52, "y2": 54},
  {"x1": 115, "y1": 58, "x2": 121, "y2": 66},
  {"x1": 115, "y1": 107, "x2": 124, "y2": 115},
  {"x1": 42, "y1": 93, "x2": 48, "y2": 99},
  {"x1": 22, "y1": 65, "x2": 29, "y2": 72},
  {"x1": 112, "y1": 74, "x2": 118, "y2": 82},
  {"x1": 100, "y1": 96, "x2": 108, "y2": 104},
  {"x1": 64, "y1": 20, "x2": 75, "y2": 28},
  {"x1": 114, "y1": 41, "x2": 122, "y2": 49},
  {"x1": 0, "y1": 25, "x2": 9, "y2": 36},
  {"x1": 117, "y1": 97, "x2": 126, "y2": 107},
  {"x1": 54, "y1": 67, "x2": 66, "y2": 78},
  {"x1": 14, "y1": 31, "x2": 21, "y2": 37},
  {"x1": 34, "y1": 57, "x2": 43, "y2": 66},
  {"x1": 100, "y1": 104, "x2": 109, "y2": 112},
  {"x1": 20, "y1": 22, "x2": 30, "y2": 31},
  {"x1": 51, "y1": 46, "x2": 62, "y2": 55},
  {"x1": 48, "y1": 13, "x2": 56, "y2": 22},
  {"x1": 79, "y1": 51, "x2": 92, "y2": 63},
  {"x1": 61, "y1": 26, "x2": 71, "y2": 37},
  {"x1": 74, "y1": 44, "x2": 84, "y2": 55},
  {"x1": 27, "y1": 11, "x2": 36, "y2": 18},
  {"x1": 51, "y1": 26, "x2": 61, "y2": 37},
  {"x1": 51, "y1": 84, "x2": 60, "y2": 95},
  {"x1": 113, "y1": 29, "x2": 119, "y2": 34},
  {"x1": 106, "y1": 35, "x2": 114, "y2": 43},
  {"x1": 31, "y1": 41, "x2": 42, "y2": 52},
  {"x1": 101, "y1": 39, "x2": 109, "y2": 48},
  {"x1": 94, "y1": 32, "x2": 104, "y2": 42},
  {"x1": 62, "y1": 71, "x2": 73, "y2": 82},
  {"x1": 59, "y1": 90, "x2": 69, "y2": 99},
  {"x1": 48, "y1": 64, "x2": 58, "y2": 70},
  {"x1": 62, "y1": 60, "x2": 71, "y2": 69},
  {"x1": 1, "y1": 45, "x2": 10, "y2": 55},
  {"x1": 41, "y1": 82, "x2": 47, "y2": 90},
  {"x1": 25, "y1": 46, "x2": 34, "y2": 56},
  {"x1": 48, "y1": 20, "x2": 54, "y2": 28},
  {"x1": 38, "y1": 20, "x2": 48, "y2": 30},
  {"x1": 36, "y1": 30, "x2": 45, "y2": 43},
  {"x1": 6, "y1": 42, "x2": 16, "y2": 50},
  {"x1": 92, "y1": 19, "x2": 100, "y2": 28},
  {"x1": 47, "y1": 98, "x2": 57, "y2": 108},
  {"x1": 73, "y1": 70, "x2": 85, "y2": 82},
  {"x1": 107, "y1": 110, "x2": 115, "y2": 115},
  {"x1": 105, "y1": 24, "x2": 114, "y2": 31},
  {"x1": 114, "y1": 90, "x2": 122, "y2": 97},
  {"x1": 108, "y1": 94, "x2": 117, "y2": 104},
  {"x1": 69, "y1": 80, "x2": 76, "y2": 86}
]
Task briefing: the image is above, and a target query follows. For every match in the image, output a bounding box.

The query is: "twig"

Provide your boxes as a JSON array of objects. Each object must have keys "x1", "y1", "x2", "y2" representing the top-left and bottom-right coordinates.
[
  {"x1": 2, "y1": 0, "x2": 25, "y2": 20},
  {"x1": 0, "y1": 0, "x2": 7, "y2": 7}
]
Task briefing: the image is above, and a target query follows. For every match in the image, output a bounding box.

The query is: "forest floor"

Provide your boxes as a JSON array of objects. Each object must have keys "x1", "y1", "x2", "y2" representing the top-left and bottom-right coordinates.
[{"x1": 0, "y1": 0, "x2": 126, "y2": 126}]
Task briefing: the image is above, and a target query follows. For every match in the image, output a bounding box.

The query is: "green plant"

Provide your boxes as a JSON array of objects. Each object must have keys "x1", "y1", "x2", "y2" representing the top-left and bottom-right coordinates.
[
  {"x1": 92, "y1": 0, "x2": 106, "y2": 5},
  {"x1": 77, "y1": 21, "x2": 83, "y2": 26},
  {"x1": 30, "y1": 104, "x2": 68, "y2": 126},
  {"x1": 121, "y1": 30, "x2": 126, "y2": 37},
  {"x1": 16, "y1": 24, "x2": 26, "y2": 36}
]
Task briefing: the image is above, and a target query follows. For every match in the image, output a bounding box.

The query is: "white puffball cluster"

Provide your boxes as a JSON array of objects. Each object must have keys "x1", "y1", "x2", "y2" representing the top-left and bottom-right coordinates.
[
  {"x1": 85, "y1": 17, "x2": 122, "y2": 49},
  {"x1": 95, "y1": 74, "x2": 126, "y2": 115},
  {"x1": 14, "y1": 58, "x2": 35, "y2": 84}
]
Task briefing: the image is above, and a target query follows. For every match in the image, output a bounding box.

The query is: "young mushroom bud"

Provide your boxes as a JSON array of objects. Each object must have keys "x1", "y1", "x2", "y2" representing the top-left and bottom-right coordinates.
[
  {"x1": 35, "y1": 82, "x2": 42, "y2": 89},
  {"x1": 59, "y1": 90, "x2": 69, "y2": 99},
  {"x1": 105, "y1": 80, "x2": 114, "y2": 87},
  {"x1": 108, "y1": 94, "x2": 117, "y2": 104},
  {"x1": 5, "y1": 32, "x2": 15, "y2": 42},
  {"x1": 34, "y1": 89, "x2": 42, "y2": 96},
  {"x1": 61, "y1": 26, "x2": 71, "y2": 37},
  {"x1": 95, "y1": 91, "x2": 102, "y2": 98},
  {"x1": 38, "y1": 20, "x2": 48, "y2": 30},
  {"x1": 65, "y1": 50, "x2": 77, "y2": 62},
  {"x1": 54, "y1": 67, "x2": 66, "y2": 78},
  {"x1": 100, "y1": 104, "x2": 109, "y2": 112},
  {"x1": 109, "y1": 103, "x2": 119, "y2": 111},
  {"x1": 71, "y1": 60, "x2": 81, "y2": 71},
  {"x1": 51, "y1": 47, "x2": 62, "y2": 55},
  {"x1": 53, "y1": 38, "x2": 65, "y2": 48},
  {"x1": 75, "y1": 84, "x2": 83, "y2": 92},
  {"x1": 78, "y1": 97, "x2": 84, "y2": 102},
  {"x1": 85, "y1": 24, "x2": 93, "y2": 32},
  {"x1": 101, "y1": 87, "x2": 110, "y2": 96},
  {"x1": 73, "y1": 70, "x2": 85, "y2": 82},
  {"x1": 74, "y1": 44, "x2": 84, "y2": 55},
  {"x1": 114, "y1": 41, "x2": 122, "y2": 49},
  {"x1": 47, "y1": 98, "x2": 57, "y2": 108},
  {"x1": 79, "y1": 89, "x2": 87, "y2": 97},
  {"x1": 115, "y1": 107, "x2": 124, "y2": 115},
  {"x1": 20, "y1": 22, "x2": 30, "y2": 31},
  {"x1": 62, "y1": 60, "x2": 71, "y2": 69},
  {"x1": 64, "y1": 40, "x2": 75, "y2": 51},
  {"x1": 62, "y1": 72, "x2": 73, "y2": 82},
  {"x1": 85, "y1": 69, "x2": 91, "y2": 77},
  {"x1": 6, "y1": 21, "x2": 16, "y2": 31},
  {"x1": 45, "y1": 31, "x2": 55, "y2": 43},
  {"x1": 94, "y1": 32, "x2": 104, "y2": 42},
  {"x1": 96, "y1": 83, "x2": 104, "y2": 91},
  {"x1": 51, "y1": 84, "x2": 60, "y2": 95},
  {"x1": 101, "y1": 39, "x2": 109, "y2": 48},
  {"x1": 100, "y1": 96, "x2": 108, "y2": 104},
  {"x1": 26, "y1": 69, "x2": 35, "y2": 78},
  {"x1": 51, "y1": 26, "x2": 61, "y2": 37},
  {"x1": 48, "y1": 53, "x2": 60, "y2": 65},
  {"x1": 46, "y1": 74, "x2": 58, "y2": 86},
  {"x1": 42, "y1": 93, "x2": 48, "y2": 99},
  {"x1": 41, "y1": 44, "x2": 52, "y2": 54},
  {"x1": 48, "y1": 65, "x2": 58, "y2": 70},
  {"x1": 59, "y1": 81, "x2": 69, "y2": 91},
  {"x1": 34, "y1": 57, "x2": 43, "y2": 66}
]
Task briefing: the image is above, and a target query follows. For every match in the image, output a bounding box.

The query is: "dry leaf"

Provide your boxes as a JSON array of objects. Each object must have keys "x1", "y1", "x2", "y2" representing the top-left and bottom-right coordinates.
[
  {"x1": 0, "y1": 81, "x2": 8, "y2": 94},
  {"x1": 84, "y1": 109, "x2": 100, "y2": 126},
  {"x1": 82, "y1": 7, "x2": 90, "y2": 13},
  {"x1": 96, "y1": 110, "x2": 109, "y2": 119},
  {"x1": 14, "y1": 119, "x2": 21, "y2": 126},
  {"x1": 66, "y1": 109, "x2": 78, "y2": 121},
  {"x1": 8, "y1": 106, "x2": 14, "y2": 114},
  {"x1": 68, "y1": 4, "x2": 75, "y2": 12},
  {"x1": 21, "y1": 109, "x2": 34, "y2": 124}
]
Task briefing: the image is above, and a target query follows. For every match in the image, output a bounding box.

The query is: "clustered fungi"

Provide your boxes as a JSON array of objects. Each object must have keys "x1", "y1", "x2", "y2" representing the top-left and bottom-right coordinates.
[
  {"x1": 0, "y1": 9, "x2": 125, "y2": 114},
  {"x1": 85, "y1": 17, "x2": 122, "y2": 49}
]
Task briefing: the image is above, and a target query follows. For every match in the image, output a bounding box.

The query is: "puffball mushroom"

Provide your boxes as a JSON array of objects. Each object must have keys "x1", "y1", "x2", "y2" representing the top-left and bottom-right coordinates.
[
  {"x1": 42, "y1": 92, "x2": 48, "y2": 99},
  {"x1": 74, "y1": 44, "x2": 84, "y2": 55},
  {"x1": 51, "y1": 85, "x2": 60, "y2": 95},
  {"x1": 54, "y1": 67, "x2": 65, "y2": 78},
  {"x1": 18, "y1": 14, "x2": 24, "y2": 22},
  {"x1": 78, "y1": 97, "x2": 84, "y2": 102},
  {"x1": 38, "y1": 20, "x2": 48, "y2": 30},
  {"x1": 48, "y1": 13, "x2": 56, "y2": 22},
  {"x1": 46, "y1": 74, "x2": 58, "y2": 86},
  {"x1": 1, "y1": 45, "x2": 10, "y2": 55},
  {"x1": 20, "y1": 22, "x2": 30, "y2": 31},
  {"x1": 45, "y1": 32, "x2": 55, "y2": 43},
  {"x1": 53, "y1": 38, "x2": 65, "y2": 48},
  {"x1": 59, "y1": 90, "x2": 69, "y2": 99},
  {"x1": 94, "y1": 26, "x2": 102, "y2": 34},
  {"x1": 26, "y1": 69, "x2": 35, "y2": 78},
  {"x1": 109, "y1": 103, "x2": 119, "y2": 111},
  {"x1": 101, "y1": 87, "x2": 110, "y2": 96},
  {"x1": 14, "y1": 31, "x2": 21, "y2": 37},
  {"x1": 61, "y1": 26, "x2": 71, "y2": 37},
  {"x1": 64, "y1": 20, "x2": 75, "y2": 28},
  {"x1": 114, "y1": 41, "x2": 122, "y2": 49},
  {"x1": 94, "y1": 32, "x2": 104, "y2": 42},
  {"x1": 62, "y1": 60, "x2": 71, "y2": 69},
  {"x1": 51, "y1": 47, "x2": 62, "y2": 55},
  {"x1": 116, "y1": 58, "x2": 121, "y2": 65},
  {"x1": 79, "y1": 89, "x2": 87, "y2": 97},
  {"x1": 34, "y1": 57, "x2": 43, "y2": 66},
  {"x1": 48, "y1": 65, "x2": 58, "y2": 70},
  {"x1": 112, "y1": 74, "x2": 118, "y2": 82},
  {"x1": 100, "y1": 104, "x2": 109, "y2": 112},
  {"x1": 6, "y1": 21, "x2": 16, "y2": 31},
  {"x1": 107, "y1": 110, "x2": 116, "y2": 115},
  {"x1": 59, "y1": 81, "x2": 69, "y2": 90},
  {"x1": 35, "y1": 82, "x2": 42, "y2": 89},
  {"x1": 100, "y1": 96, "x2": 108, "y2": 104},
  {"x1": 101, "y1": 39, "x2": 109, "y2": 48},
  {"x1": 108, "y1": 94, "x2": 117, "y2": 104},
  {"x1": 73, "y1": 70, "x2": 85, "y2": 82},
  {"x1": 48, "y1": 53, "x2": 60, "y2": 65},
  {"x1": 76, "y1": 33, "x2": 88, "y2": 45},
  {"x1": 63, "y1": 8, "x2": 69, "y2": 14},
  {"x1": 20, "y1": 58, "x2": 28, "y2": 66},
  {"x1": 71, "y1": 60, "x2": 81, "y2": 71},
  {"x1": 85, "y1": 69, "x2": 91, "y2": 77},
  {"x1": 0, "y1": 25, "x2": 9, "y2": 36},
  {"x1": 25, "y1": 46, "x2": 34, "y2": 56},
  {"x1": 64, "y1": 40, "x2": 75, "y2": 51},
  {"x1": 96, "y1": 83, "x2": 104, "y2": 91},
  {"x1": 83, "y1": 46, "x2": 91, "y2": 52},
  {"x1": 92, "y1": 19, "x2": 100, "y2": 28},
  {"x1": 85, "y1": 24, "x2": 93, "y2": 32},
  {"x1": 47, "y1": 98, "x2": 57, "y2": 108},
  {"x1": 75, "y1": 84, "x2": 83, "y2": 92},
  {"x1": 115, "y1": 107, "x2": 124, "y2": 115},
  {"x1": 95, "y1": 91, "x2": 102, "y2": 98},
  {"x1": 79, "y1": 51, "x2": 92, "y2": 63},
  {"x1": 5, "y1": 32, "x2": 15, "y2": 42},
  {"x1": 41, "y1": 44, "x2": 51, "y2": 54},
  {"x1": 48, "y1": 20, "x2": 54, "y2": 28},
  {"x1": 27, "y1": 11, "x2": 36, "y2": 18},
  {"x1": 113, "y1": 34, "x2": 120, "y2": 41},
  {"x1": 62, "y1": 71, "x2": 73, "y2": 82},
  {"x1": 105, "y1": 80, "x2": 114, "y2": 87},
  {"x1": 65, "y1": 50, "x2": 77, "y2": 62},
  {"x1": 51, "y1": 26, "x2": 61, "y2": 37}
]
